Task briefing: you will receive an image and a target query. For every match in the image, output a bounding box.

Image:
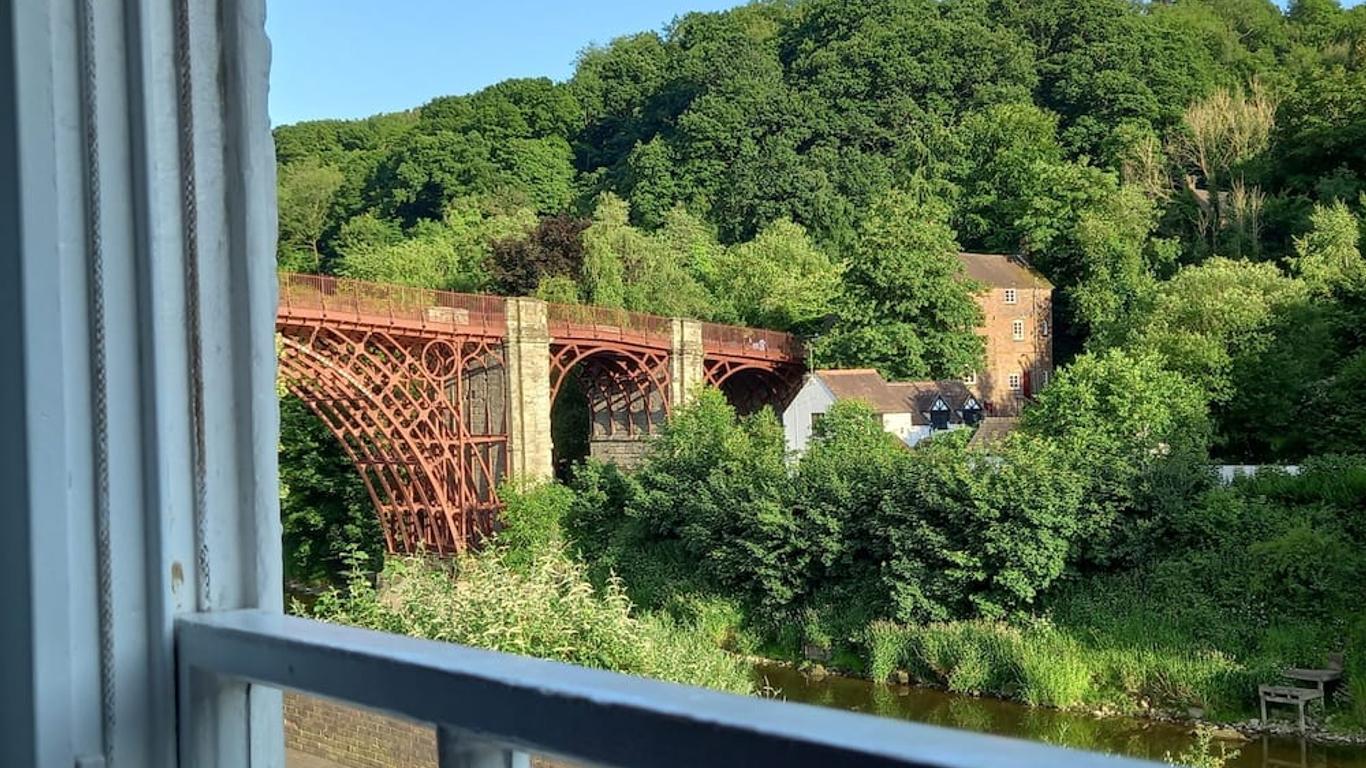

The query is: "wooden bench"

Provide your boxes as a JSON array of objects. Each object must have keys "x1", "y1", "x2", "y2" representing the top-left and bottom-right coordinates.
[
  {"x1": 1283, "y1": 667, "x2": 1342, "y2": 700},
  {"x1": 1259, "y1": 685, "x2": 1323, "y2": 731}
]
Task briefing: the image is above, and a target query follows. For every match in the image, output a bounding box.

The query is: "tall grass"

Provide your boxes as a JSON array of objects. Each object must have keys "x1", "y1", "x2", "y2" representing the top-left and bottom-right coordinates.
[
  {"x1": 307, "y1": 548, "x2": 753, "y2": 694},
  {"x1": 861, "y1": 620, "x2": 1257, "y2": 716}
]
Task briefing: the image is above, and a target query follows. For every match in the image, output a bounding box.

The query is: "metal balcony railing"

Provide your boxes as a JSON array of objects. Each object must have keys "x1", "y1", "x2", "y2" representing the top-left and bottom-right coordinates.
[{"x1": 176, "y1": 610, "x2": 1161, "y2": 768}]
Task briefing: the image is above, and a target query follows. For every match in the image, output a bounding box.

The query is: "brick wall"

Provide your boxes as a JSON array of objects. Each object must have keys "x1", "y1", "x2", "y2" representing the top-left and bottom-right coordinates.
[
  {"x1": 285, "y1": 692, "x2": 571, "y2": 768},
  {"x1": 285, "y1": 692, "x2": 437, "y2": 768},
  {"x1": 975, "y1": 286, "x2": 1052, "y2": 414}
]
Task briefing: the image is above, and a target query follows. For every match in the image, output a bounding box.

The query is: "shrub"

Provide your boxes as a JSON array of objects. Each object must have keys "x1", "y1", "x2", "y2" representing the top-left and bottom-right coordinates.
[
  {"x1": 498, "y1": 480, "x2": 575, "y2": 571},
  {"x1": 308, "y1": 549, "x2": 753, "y2": 694},
  {"x1": 631, "y1": 390, "x2": 799, "y2": 612},
  {"x1": 1248, "y1": 522, "x2": 1361, "y2": 619},
  {"x1": 877, "y1": 432, "x2": 1085, "y2": 622}
]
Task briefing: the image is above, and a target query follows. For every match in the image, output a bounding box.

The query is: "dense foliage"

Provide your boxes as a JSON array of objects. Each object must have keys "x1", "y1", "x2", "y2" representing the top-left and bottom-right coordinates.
[
  {"x1": 275, "y1": 0, "x2": 1366, "y2": 460},
  {"x1": 559, "y1": 393, "x2": 1366, "y2": 725}
]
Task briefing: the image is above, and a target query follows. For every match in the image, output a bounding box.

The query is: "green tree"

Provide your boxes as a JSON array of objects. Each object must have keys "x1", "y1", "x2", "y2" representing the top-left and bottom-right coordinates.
[
  {"x1": 277, "y1": 158, "x2": 344, "y2": 271},
  {"x1": 337, "y1": 199, "x2": 535, "y2": 291},
  {"x1": 951, "y1": 102, "x2": 1067, "y2": 251},
  {"x1": 579, "y1": 195, "x2": 717, "y2": 318},
  {"x1": 817, "y1": 191, "x2": 984, "y2": 380},
  {"x1": 706, "y1": 218, "x2": 843, "y2": 331},
  {"x1": 278, "y1": 397, "x2": 381, "y2": 585},
  {"x1": 1123, "y1": 258, "x2": 1306, "y2": 403},
  {"x1": 628, "y1": 389, "x2": 798, "y2": 612},
  {"x1": 1294, "y1": 200, "x2": 1364, "y2": 295},
  {"x1": 1024, "y1": 349, "x2": 1211, "y2": 566}
]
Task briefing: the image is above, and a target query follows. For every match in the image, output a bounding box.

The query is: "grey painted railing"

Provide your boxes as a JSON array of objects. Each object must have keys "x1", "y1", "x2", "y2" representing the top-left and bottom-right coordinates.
[{"x1": 176, "y1": 610, "x2": 1161, "y2": 768}]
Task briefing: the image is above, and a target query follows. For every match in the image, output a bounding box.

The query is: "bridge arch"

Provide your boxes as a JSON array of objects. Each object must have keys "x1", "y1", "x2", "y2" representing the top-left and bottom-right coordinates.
[
  {"x1": 548, "y1": 341, "x2": 672, "y2": 472},
  {"x1": 277, "y1": 325, "x2": 508, "y2": 554},
  {"x1": 705, "y1": 358, "x2": 803, "y2": 417}
]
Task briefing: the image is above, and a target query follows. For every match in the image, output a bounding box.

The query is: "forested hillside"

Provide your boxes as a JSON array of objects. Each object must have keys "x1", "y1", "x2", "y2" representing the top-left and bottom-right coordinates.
[{"x1": 276, "y1": 0, "x2": 1366, "y2": 463}]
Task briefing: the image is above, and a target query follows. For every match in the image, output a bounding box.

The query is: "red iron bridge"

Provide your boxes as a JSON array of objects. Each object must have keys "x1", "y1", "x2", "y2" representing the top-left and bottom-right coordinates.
[{"x1": 276, "y1": 272, "x2": 805, "y2": 555}]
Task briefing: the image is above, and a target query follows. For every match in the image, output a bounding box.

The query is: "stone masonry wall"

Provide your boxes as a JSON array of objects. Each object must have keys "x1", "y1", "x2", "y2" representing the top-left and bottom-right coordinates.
[
  {"x1": 589, "y1": 436, "x2": 652, "y2": 468},
  {"x1": 504, "y1": 297, "x2": 554, "y2": 482},
  {"x1": 285, "y1": 692, "x2": 437, "y2": 768}
]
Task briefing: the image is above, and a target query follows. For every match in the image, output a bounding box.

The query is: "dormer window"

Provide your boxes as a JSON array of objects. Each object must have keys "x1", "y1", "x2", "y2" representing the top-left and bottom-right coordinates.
[
  {"x1": 1004, "y1": 288, "x2": 1018, "y2": 304},
  {"x1": 929, "y1": 396, "x2": 951, "y2": 430},
  {"x1": 962, "y1": 396, "x2": 983, "y2": 426}
]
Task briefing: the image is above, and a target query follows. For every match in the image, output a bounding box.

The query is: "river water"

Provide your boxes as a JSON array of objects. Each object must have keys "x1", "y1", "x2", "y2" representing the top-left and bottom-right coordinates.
[{"x1": 753, "y1": 663, "x2": 1366, "y2": 767}]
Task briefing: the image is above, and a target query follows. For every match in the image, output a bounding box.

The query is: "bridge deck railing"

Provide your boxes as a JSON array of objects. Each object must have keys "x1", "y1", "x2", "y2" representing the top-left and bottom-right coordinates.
[
  {"x1": 279, "y1": 272, "x2": 803, "y2": 361},
  {"x1": 278, "y1": 272, "x2": 508, "y2": 334},
  {"x1": 701, "y1": 322, "x2": 803, "y2": 362},
  {"x1": 546, "y1": 301, "x2": 674, "y2": 345}
]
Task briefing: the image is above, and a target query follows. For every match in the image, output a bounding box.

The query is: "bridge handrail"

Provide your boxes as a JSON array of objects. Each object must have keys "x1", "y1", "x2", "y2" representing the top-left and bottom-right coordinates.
[
  {"x1": 278, "y1": 272, "x2": 507, "y2": 333},
  {"x1": 545, "y1": 301, "x2": 673, "y2": 342},
  {"x1": 279, "y1": 272, "x2": 803, "y2": 362},
  {"x1": 701, "y1": 322, "x2": 803, "y2": 361}
]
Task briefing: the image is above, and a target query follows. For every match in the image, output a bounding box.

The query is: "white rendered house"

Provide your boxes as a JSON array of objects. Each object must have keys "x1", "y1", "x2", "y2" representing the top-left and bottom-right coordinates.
[{"x1": 783, "y1": 370, "x2": 982, "y2": 455}]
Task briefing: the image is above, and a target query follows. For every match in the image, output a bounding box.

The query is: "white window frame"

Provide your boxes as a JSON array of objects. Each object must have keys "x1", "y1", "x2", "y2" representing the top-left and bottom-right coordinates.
[
  {"x1": 1040, "y1": 318, "x2": 1050, "y2": 337},
  {"x1": 2, "y1": 2, "x2": 282, "y2": 764},
  {"x1": 963, "y1": 371, "x2": 977, "y2": 386},
  {"x1": 1040, "y1": 369, "x2": 1051, "y2": 388},
  {"x1": 1003, "y1": 288, "x2": 1018, "y2": 304},
  {"x1": 1008, "y1": 373, "x2": 1023, "y2": 392},
  {"x1": 1012, "y1": 319, "x2": 1026, "y2": 341}
]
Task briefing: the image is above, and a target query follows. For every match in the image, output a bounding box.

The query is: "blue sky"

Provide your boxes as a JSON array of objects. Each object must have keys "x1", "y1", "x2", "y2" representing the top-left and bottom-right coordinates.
[
  {"x1": 267, "y1": 1, "x2": 747, "y2": 125},
  {"x1": 267, "y1": 0, "x2": 1362, "y2": 126}
]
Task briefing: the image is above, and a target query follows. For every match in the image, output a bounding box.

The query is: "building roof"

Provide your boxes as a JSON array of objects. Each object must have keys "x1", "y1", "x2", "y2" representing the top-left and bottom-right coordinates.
[
  {"x1": 812, "y1": 369, "x2": 910, "y2": 414},
  {"x1": 967, "y1": 416, "x2": 1020, "y2": 450},
  {"x1": 957, "y1": 252, "x2": 1052, "y2": 290},
  {"x1": 887, "y1": 380, "x2": 981, "y2": 425}
]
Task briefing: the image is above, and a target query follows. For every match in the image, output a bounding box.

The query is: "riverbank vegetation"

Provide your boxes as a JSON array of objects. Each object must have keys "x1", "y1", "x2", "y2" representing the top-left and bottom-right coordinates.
[
  {"x1": 303, "y1": 482, "x2": 753, "y2": 694},
  {"x1": 545, "y1": 388, "x2": 1366, "y2": 728}
]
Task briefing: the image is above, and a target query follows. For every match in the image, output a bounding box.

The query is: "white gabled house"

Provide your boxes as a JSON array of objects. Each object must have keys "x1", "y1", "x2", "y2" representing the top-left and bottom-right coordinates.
[{"x1": 783, "y1": 370, "x2": 983, "y2": 455}]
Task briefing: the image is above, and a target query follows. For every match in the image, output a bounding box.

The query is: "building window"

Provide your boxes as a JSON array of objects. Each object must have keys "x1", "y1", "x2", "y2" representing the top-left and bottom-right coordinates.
[
  {"x1": 1008, "y1": 373, "x2": 1022, "y2": 392},
  {"x1": 1004, "y1": 288, "x2": 1018, "y2": 304},
  {"x1": 1040, "y1": 369, "x2": 1051, "y2": 388},
  {"x1": 810, "y1": 412, "x2": 824, "y2": 430},
  {"x1": 1012, "y1": 319, "x2": 1026, "y2": 341},
  {"x1": 1040, "y1": 319, "x2": 1050, "y2": 337},
  {"x1": 963, "y1": 371, "x2": 977, "y2": 385}
]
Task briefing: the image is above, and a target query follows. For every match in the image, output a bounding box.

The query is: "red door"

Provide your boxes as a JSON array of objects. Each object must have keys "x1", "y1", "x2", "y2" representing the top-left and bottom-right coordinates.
[{"x1": 1022, "y1": 369, "x2": 1033, "y2": 398}]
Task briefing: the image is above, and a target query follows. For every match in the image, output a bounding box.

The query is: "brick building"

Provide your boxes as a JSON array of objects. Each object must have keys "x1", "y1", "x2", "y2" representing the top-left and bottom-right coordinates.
[{"x1": 956, "y1": 252, "x2": 1053, "y2": 414}]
